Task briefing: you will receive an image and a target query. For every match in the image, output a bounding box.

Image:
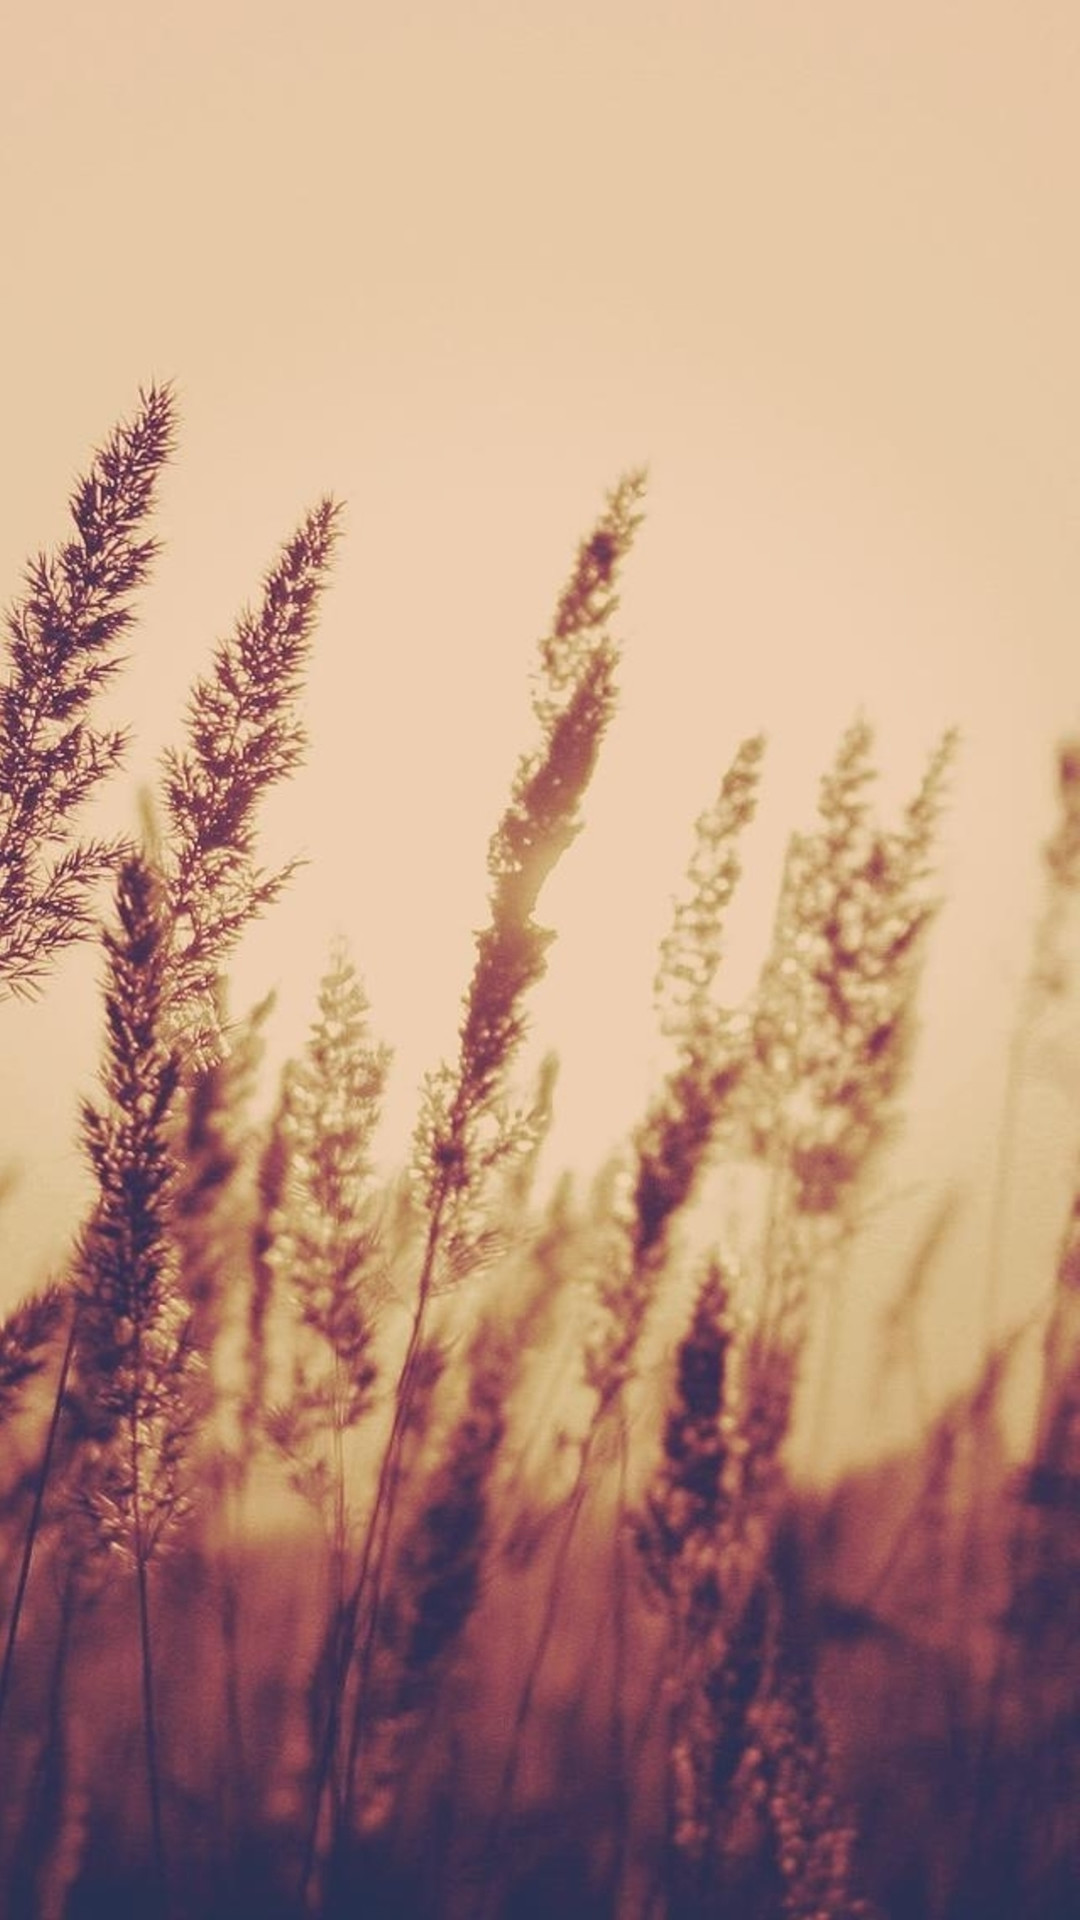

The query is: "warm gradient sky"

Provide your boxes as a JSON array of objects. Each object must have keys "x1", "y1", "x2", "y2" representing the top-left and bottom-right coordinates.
[{"x1": 3, "y1": 2, "x2": 1080, "y2": 1466}]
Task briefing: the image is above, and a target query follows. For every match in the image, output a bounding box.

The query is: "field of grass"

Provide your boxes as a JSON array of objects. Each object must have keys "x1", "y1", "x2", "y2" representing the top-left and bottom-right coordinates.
[{"x1": 1, "y1": 389, "x2": 1077, "y2": 1918}]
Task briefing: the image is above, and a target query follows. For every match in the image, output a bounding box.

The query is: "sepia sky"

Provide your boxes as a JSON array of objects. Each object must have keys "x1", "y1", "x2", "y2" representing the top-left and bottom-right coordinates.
[{"x1": 2, "y1": 1, "x2": 1080, "y2": 1464}]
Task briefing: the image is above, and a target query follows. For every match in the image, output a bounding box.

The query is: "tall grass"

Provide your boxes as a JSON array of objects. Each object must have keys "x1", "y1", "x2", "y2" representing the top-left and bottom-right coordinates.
[{"x1": 0, "y1": 392, "x2": 1077, "y2": 1918}]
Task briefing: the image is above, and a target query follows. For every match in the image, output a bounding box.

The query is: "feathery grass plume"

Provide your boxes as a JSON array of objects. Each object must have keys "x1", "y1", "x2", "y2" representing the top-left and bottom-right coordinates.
[
  {"x1": 654, "y1": 734, "x2": 766, "y2": 1058},
  {"x1": 484, "y1": 748, "x2": 762, "y2": 1870},
  {"x1": 160, "y1": 496, "x2": 342, "y2": 1060},
  {"x1": 747, "y1": 721, "x2": 955, "y2": 1459},
  {"x1": 297, "y1": 475, "x2": 645, "y2": 1902},
  {"x1": 590, "y1": 737, "x2": 761, "y2": 1883},
  {"x1": 0, "y1": 1285, "x2": 67, "y2": 1426},
  {"x1": 74, "y1": 856, "x2": 191, "y2": 1539},
  {"x1": 749, "y1": 1637, "x2": 876, "y2": 1920},
  {"x1": 265, "y1": 941, "x2": 389, "y2": 1519},
  {"x1": 416, "y1": 470, "x2": 644, "y2": 1271},
  {"x1": 635, "y1": 1260, "x2": 752, "y2": 1889},
  {"x1": 634, "y1": 1261, "x2": 806, "y2": 1912},
  {"x1": 633, "y1": 734, "x2": 764, "y2": 1261},
  {"x1": 0, "y1": 385, "x2": 175, "y2": 997},
  {"x1": 756, "y1": 721, "x2": 953, "y2": 1233},
  {"x1": 69, "y1": 853, "x2": 194, "y2": 1902},
  {"x1": 587, "y1": 734, "x2": 764, "y2": 1413},
  {"x1": 394, "y1": 458, "x2": 643, "y2": 1478},
  {"x1": 638, "y1": 1261, "x2": 739, "y2": 1607}
]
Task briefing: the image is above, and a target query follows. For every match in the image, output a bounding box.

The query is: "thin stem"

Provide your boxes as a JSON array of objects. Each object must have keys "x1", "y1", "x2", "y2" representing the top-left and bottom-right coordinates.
[
  {"x1": 219, "y1": 1539, "x2": 249, "y2": 1855},
  {"x1": 475, "y1": 1427, "x2": 597, "y2": 1917},
  {"x1": 982, "y1": 998, "x2": 1031, "y2": 1353},
  {"x1": 297, "y1": 1191, "x2": 447, "y2": 1908},
  {"x1": 340, "y1": 1207, "x2": 445, "y2": 1811},
  {"x1": 135, "y1": 1547, "x2": 167, "y2": 1903},
  {"x1": 605, "y1": 1407, "x2": 633, "y2": 1910},
  {"x1": 129, "y1": 1385, "x2": 168, "y2": 1910},
  {"x1": 0, "y1": 1299, "x2": 78, "y2": 1748}
]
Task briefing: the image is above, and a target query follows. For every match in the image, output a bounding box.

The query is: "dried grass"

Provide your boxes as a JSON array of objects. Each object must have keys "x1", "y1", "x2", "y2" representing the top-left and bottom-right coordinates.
[{"x1": 0, "y1": 395, "x2": 1075, "y2": 1920}]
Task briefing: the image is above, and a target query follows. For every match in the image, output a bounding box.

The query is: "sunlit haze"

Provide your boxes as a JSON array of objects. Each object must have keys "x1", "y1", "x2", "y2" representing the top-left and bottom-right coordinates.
[{"x1": 3, "y1": 1, "x2": 1079, "y2": 1470}]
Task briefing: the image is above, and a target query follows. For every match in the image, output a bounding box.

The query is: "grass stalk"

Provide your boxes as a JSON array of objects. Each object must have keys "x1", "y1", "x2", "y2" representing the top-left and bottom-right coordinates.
[
  {"x1": 297, "y1": 1192, "x2": 446, "y2": 1905},
  {"x1": 131, "y1": 1403, "x2": 168, "y2": 1908},
  {"x1": 0, "y1": 1301, "x2": 78, "y2": 1752}
]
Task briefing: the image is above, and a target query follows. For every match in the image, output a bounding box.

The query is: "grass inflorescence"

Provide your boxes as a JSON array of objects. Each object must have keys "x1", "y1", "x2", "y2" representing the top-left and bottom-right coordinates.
[{"x1": 0, "y1": 393, "x2": 1076, "y2": 1920}]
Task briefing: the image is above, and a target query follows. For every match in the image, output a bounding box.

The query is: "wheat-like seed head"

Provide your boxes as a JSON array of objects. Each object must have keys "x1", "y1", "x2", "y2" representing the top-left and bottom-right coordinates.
[
  {"x1": 161, "y1": 497, "x2": 342, "y2": 1061},
  {"x1": 415, "y1": 477, "x2": 644, "y2": 1276},
  {"x1": 0, "y1": 385, "x2": 175, "y2": 997},
  {"x1": 72, "y1": 854, "x2": 195, "y2": 1563}
]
